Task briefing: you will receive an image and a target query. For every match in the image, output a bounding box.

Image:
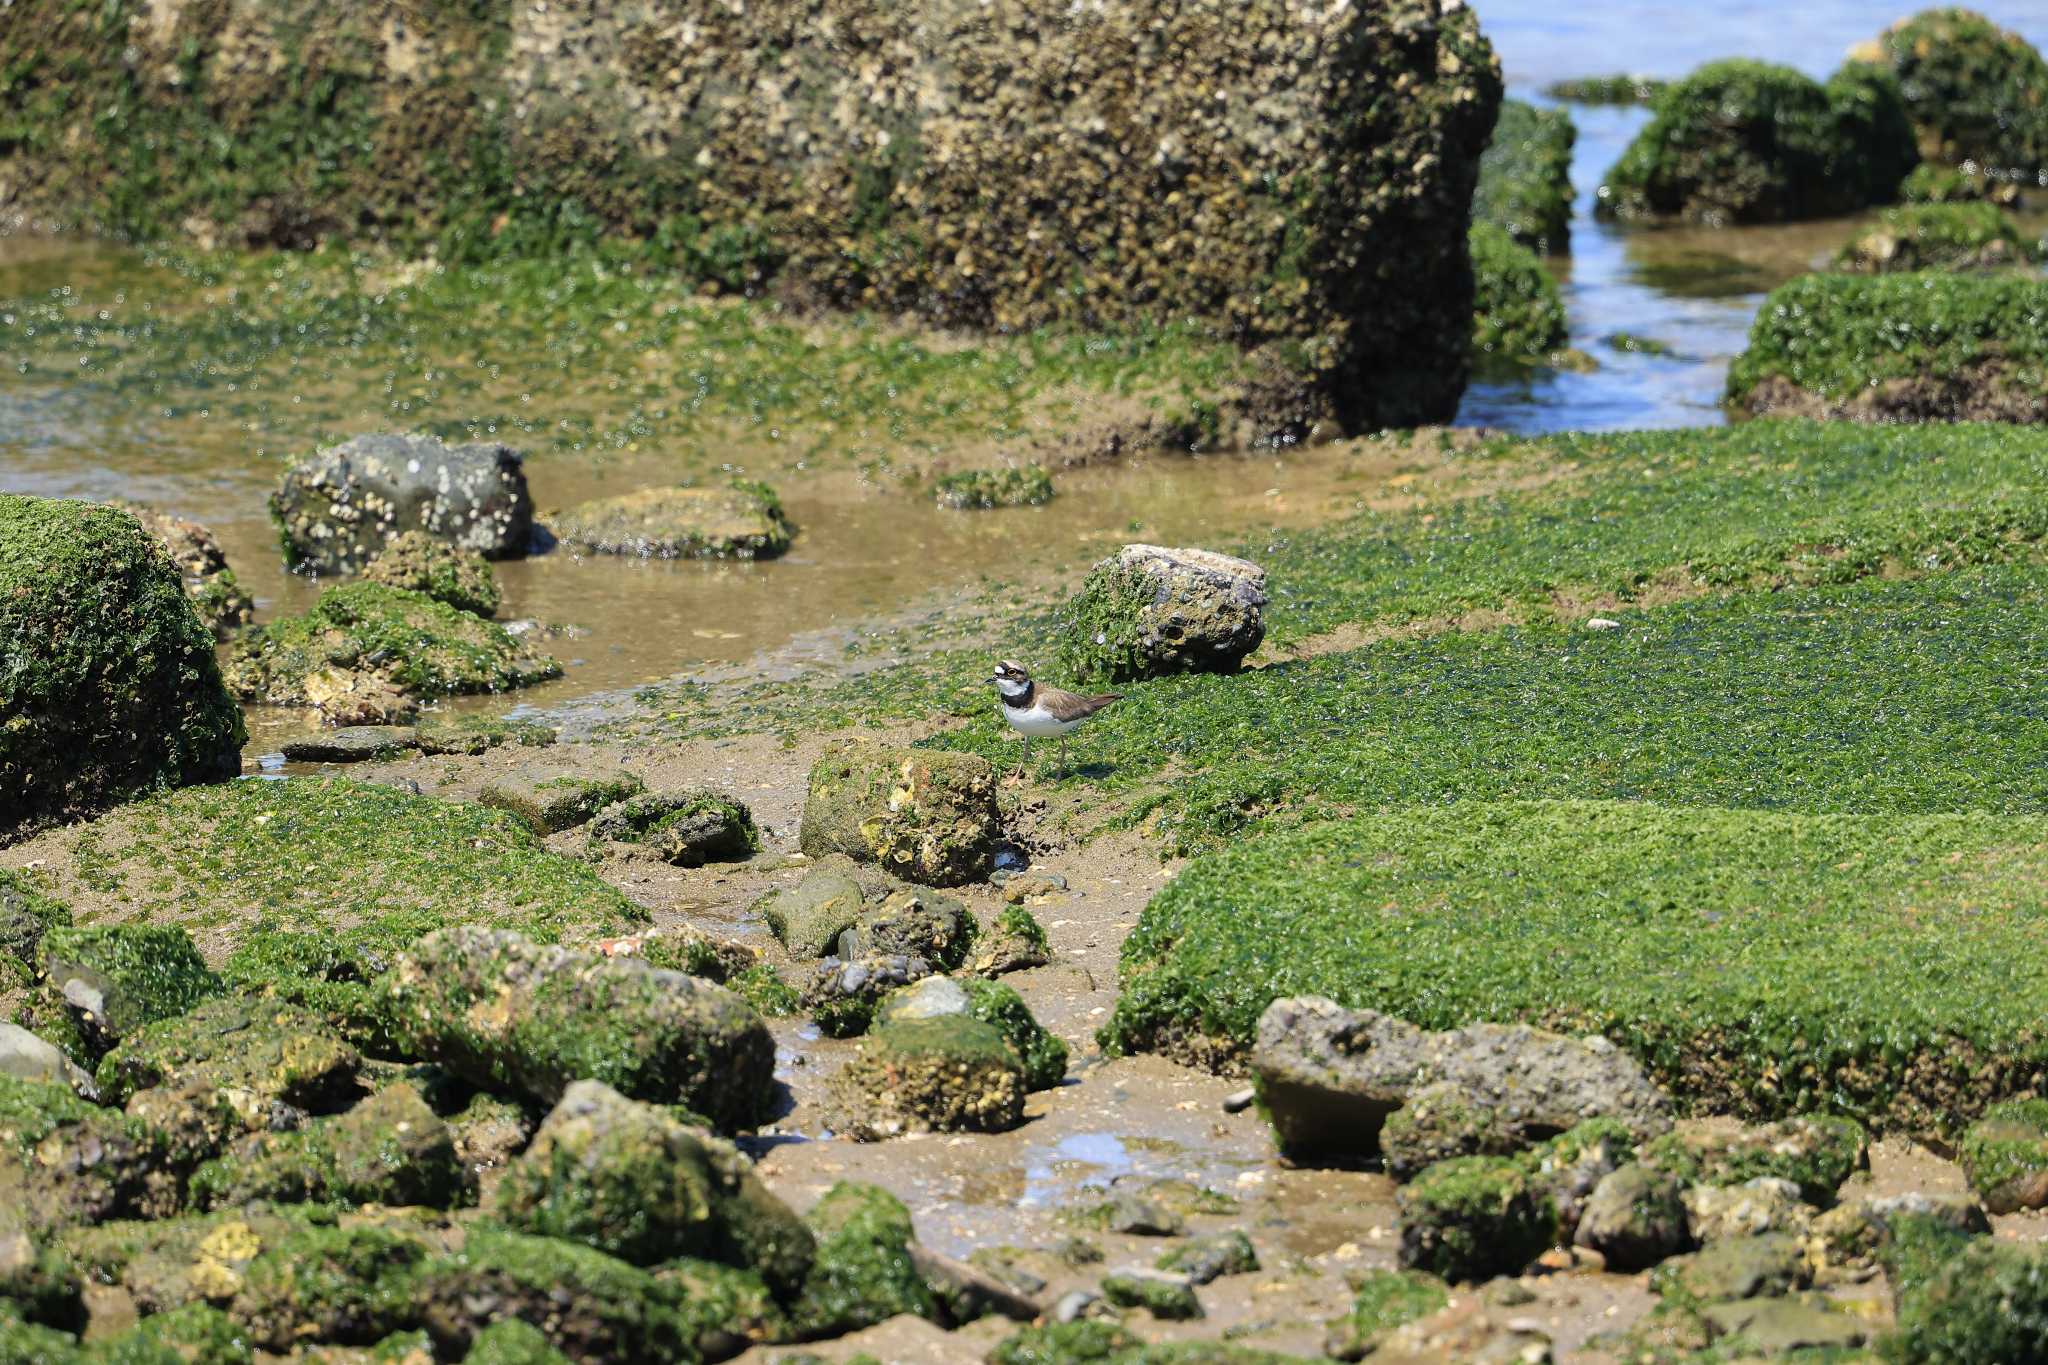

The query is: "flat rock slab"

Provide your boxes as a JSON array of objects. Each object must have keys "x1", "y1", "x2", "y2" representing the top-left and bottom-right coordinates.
[
  {"x1": 279, "y1": 727, "x2": 420, "y2": 763},
  {"x1": 549, "y1": 484, "x2": 793, "y2": 559}
]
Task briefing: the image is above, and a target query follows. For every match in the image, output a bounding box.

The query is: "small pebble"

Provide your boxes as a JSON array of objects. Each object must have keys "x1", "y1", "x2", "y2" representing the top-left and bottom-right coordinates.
[{"x1": 1222, "y1": 1087, "x2": 1256, "y2": 1113}]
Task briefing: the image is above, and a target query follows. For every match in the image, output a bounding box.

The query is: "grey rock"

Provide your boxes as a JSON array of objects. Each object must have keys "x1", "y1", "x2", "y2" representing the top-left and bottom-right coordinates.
[
  {"x1": 757, "y1": 869, "x2": 866, "y2": 959},
  {"x1": 279, "y1": 726, "x2": 419, "y2": 763},
  {"x1": 1053, "y1": 1290, "x2": 1102, "y2": 1324},
  {"x1": 1155, "y1": 1231, "x2": 1258, "y2": 1284},
  {"x1": 1068, "y1": 544, "x2": 1269, "y2": 679},
  {"x1": 875, "y1": 976, "x2": 971, "y2": 1023},
  {"x1": 1251, "y1": 996, "x2": 1673, "y2": 1161},
  {"x1": 0, "y1": 1022, "x2": 98, "y2": 1100},
  {"x1": 1700, "y1": 1298, "x2": 1868, "y2": 1353},
  {"x1": 1654, "y1": 1233, "x2": 1809, "y2": 1303},
  {"x1": 478, "y1": 762, "x2": 646, "y2": 835},
  {"x1": 1097, "y1": 1194, "x2": 1185, "y2": 1238},
  {"x1": 1684, "y1": 1178, "x2": 1814, "y2": 1244},
  {"x1": 272, "y1": 432, "x2": 534, "y2": 574},
  {"x1": 1574, "y1": 1164, "x2": 1690, "y2": 1272},
  {"x1": 836, "y1": 887, "x2": 975, "y2": 971}
]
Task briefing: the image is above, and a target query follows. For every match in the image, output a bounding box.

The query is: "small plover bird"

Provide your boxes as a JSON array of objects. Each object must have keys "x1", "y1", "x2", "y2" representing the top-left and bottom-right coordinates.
[{"x1": 991, "y1": 659, "x2": 1121, "y2": 775}]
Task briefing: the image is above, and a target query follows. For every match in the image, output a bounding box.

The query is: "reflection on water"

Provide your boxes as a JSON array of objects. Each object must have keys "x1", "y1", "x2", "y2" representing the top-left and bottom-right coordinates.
[{"x1": 1460, "y1": 0, "x2": 2048, "y2": 434}]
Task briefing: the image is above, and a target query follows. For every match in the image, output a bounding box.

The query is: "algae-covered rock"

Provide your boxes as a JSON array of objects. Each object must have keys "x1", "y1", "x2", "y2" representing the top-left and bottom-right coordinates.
[
  {"x1": 1573, "y1": 1164, "x2": 1691, "y2": 1273},
  {"x1": 1883, "y1": 1219, "x2": 2048, "y2": 1364},
  {"x1": 414, "y1": 713, "x2": 557, "y2": 757},
  {"x1": 1517, "y1": 1117, "x2": 1635, "y2": 1239},
  {"x1": 95, "y1": 995, "x2": 362, "y2": 1115},
  {"x1": 1651, "y1": 1232, "x2": 1809, "y2": 1305},
  {"x1": 0, "y1": 1024, "x2": 97, "y2": 1100},
  {"x1": 800, "y1": 743, "x2": 1001, "y2": 887},
  {"x1": 1900, "y1": 160, "x2": 2023, "y2": 206},
  {"x1": 1474, "y1": 99, "x2": 1574, "y2": 255},
  {"x1": 0, "y1": 1, "x2": 1502, "y2": 434},
  {"x1": 278, "y1": 727, "x2": 420, "y2": 764},
  {"x1": 492, "y1": 1080, "x2": 813, "y2": 1289},
  {"x1": 1812, "y1": 1192, "x2": 1988, "y2": 1273},
  {"x1": 932, "y1": 466, "x2": 1056, "y2": 511},
  {"x1": 39, "y1": 923, "x2": 222, "y2": 1062},
  {"x1": 115, "y1": 502, "x2": 257, "y2": 640},
  {"x1": 1250, "y1": 996, "x2": 1671, "y2": 1163},
  {"x1": 1869, "y1": 7, "x2": 2048, "y2": 178},
  {"x1": 272, "y1": 434, "x2": 534, "y2": 575},
  {"x1": 218, "y1": 932, "x2": 399, "y2": 1056},
  {"x1": 801, "y1": 954, "x2": 934, "y2": 1039},
  {"x1": 360, "y1": 531, "x2": 502, "y2": 617},
  {"x1": 757, "y1": 867, "x2": 868, "y2": 960},
  {"x1": 831, "y1": 1015, "x2": 1028, "y2": 1140},
  {"x1": 379, "y1": 927, "x2": 775, "y2": 1132},
  {"x1": 1958, "y1": 1097, "x2": 2048, "y2": 1213},
  {"x1": 0, "y1": 1209, "x2": 86, "y2": 1332},
  {"x1": 1470, "y1": 224, "x2": 1569, "y2": 366},
  {"x1": 870, "y1": 977, "x2": 1069, "y2": 1093},
  {"x1": 1835, "y1": 202, "x2": 2038, "y2": 272},
  {"x1": 1638, "y1": 1115, "x2": 1867, "y2": 1206},
  {"x1": 1378, "y1": 1080, "x2": 1520, "y2": 1180},
  {"x1": 0, "y1": 869, "x2": 69, "y2": 988},
  {"x1": 1100, "y1": 1269, "x2": 1202, "y2": 1320},
  {"x1": 460, "y1": 1318, "x2": 571, "y2": 1365},
  {"x1": 836, "y1": 887, "x2": 976, "y2": 971},
  {"x1": 550, "y1": 484, "x2": 793, "y2": 560},
  {"x1": 788, "y1": 1182, "x2": 936, "y2": 1339},
  {"x1": 1155, "y1": 1231, "x2": 1258, "y2": 1286},
  {"x1": 1598, "y1": 58, "x2": 1916, "y2": 223},
  {"x1": 586, "y1": 789, "x2": 758, "y2": 866},
  {"x1": 1324, "y1": 1268, "x2": 1450, "y2": 1362},
  {"x1": 0, "y1": 1075, "x2": 181, "y2": 1230},
  {"x1": 0, "y1": 495, "x2": 245, "y2": 841},
  {"x1": 1681, "y1": 1178, "x2": 1814, "y2": 1244},
  {"x1": 1395, "y1": 1156, "x2": 1556, "y2": 1284},
  {"x1": 188, "y1": 1082, "x2": 467, "y2": 1210},
  {"x1": 967, "y1": 905, "x2": 1052, "y2": 977},
  {"x1": 224, "y1": 584, "x2": 561, "y2": 720},
  {"x1": 1544, "y1": 74, "x2": 1669, "y2": 106},
  {"x1": 1056, "y1": 544, "x2": 1268, "y2": 683},
  {"x1": 226, "y1": 1222, "x2": 432, "y2": 1351},
  {"x1": 477, "y1": 763, "x2": 645, "y2": 836}
]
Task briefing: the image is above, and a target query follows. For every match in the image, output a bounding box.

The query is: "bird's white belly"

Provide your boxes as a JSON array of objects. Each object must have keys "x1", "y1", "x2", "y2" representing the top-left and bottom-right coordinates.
[{"x1": 1004, "y1": 703, "x2": 1081, "y2": 737}]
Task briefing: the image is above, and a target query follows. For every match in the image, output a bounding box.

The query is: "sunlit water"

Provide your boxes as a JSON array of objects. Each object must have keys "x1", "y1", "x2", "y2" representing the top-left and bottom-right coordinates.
[{"x1": 1459, "y1": 0, "x2": 2048, "y2": 431}]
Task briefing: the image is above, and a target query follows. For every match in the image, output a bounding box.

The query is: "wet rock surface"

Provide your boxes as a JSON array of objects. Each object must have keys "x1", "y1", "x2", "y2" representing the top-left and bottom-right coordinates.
[
  {"x1": 800, "y1": 743, "x2": 1002, "y2": 887},
  {"x1": 550, "y1": 483, "x2": 794, "y2": 560},
  {"x1": 1057, "y1": 543, "x2": 1270, "y2": 682},
  {"x1": 271, "y1": 433, "x2": 534, "y2": 575},
  {"x1": 277, "y1": 726, "x2": 420, "y2": 763}
]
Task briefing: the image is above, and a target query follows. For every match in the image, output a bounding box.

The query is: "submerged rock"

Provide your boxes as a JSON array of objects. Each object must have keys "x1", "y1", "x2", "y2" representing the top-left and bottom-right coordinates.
[
  {"x1": 0, "y1": 495, "x2": 245, "y2": 841},
  {"x1": 492, "y1": 1080, "x2": 813, "y2": 1290},
  {"x1": 800, "y1": 742, "x2": 1001, "y2": 887},
  {"x1": 115, "y1": 501, "x2": 256, "y2": 639},
  {"x1": 586, "y1": 788, "x2": 758, "y2": 866},
  {"x1": 361, "y1": 530, "x2": 503, "y2": 617},
  {"x1": 831, "y1": 1015, "x2": 1028, "y2": 1140},
  {"x1": 1057, "y1": 543, "x2": 1269, "y2": 683},
  {"x1": 550, "y1": 483, "x2": 793, "y2": 560},
  {"x1": 277, "y1": 726, "x2": 420, "y2": 763},
  {"x1": 271, "y1": 433, "x2": 534, "y2": 574},
  {"x1": 1251, "y1": 996, "x2": 1672, "y2": 1162},
  {"x1": 379, "y1": 927, "x2": 775, "y2": 1132}
]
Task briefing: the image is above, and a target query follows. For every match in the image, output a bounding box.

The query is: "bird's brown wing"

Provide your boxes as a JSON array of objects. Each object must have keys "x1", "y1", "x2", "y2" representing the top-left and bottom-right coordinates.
[{"x1": 1038, "y1": 685, "x2": 1121, "y2": 720}]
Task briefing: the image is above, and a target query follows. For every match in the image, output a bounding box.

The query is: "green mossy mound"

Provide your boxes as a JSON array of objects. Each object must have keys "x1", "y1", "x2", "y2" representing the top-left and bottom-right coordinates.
[
  {"x1": 0, "y1": 495, "x2": 245, "y2": 841},
  {"x1": 800, "y1": 743, "x2": 1001, "y2": 887},
  {"x1": 224, "y1": 583, "x2": 561, "y2": 711},
  {"x1": 360, "y1": 531, "x2": 503, "y2": 617},
  {"x1": 0, "y1": 1075, "x2": 181, "y2": 1230},
  {"x1": 959, "y1": 980, "x2": 1068, "y2": 1092},
  {"x1": 478, "y1": 766, "x2": 646, "y2": 837},
  {"x1": 0, "y1": 869, "x2": 71, "y2": 989},
  {"x1": 1105, "y1": 801, "x2": 2048, "y2": 1135},
  {"x1": 586, "y1": 789, "x2": 759, "y2": 866},
  {"x1": 1957, "y1": 1098, "x2": 2048, "y2": 1213},
  {"x1": 217, "y1": 932, "x2": 398, "y2": 1054},
  {"x1": 1474, "y1": 99, "x2": 1574, "y2": 255},
  {"x1": 1882, "y1": 1217, "x2": 2048, "y2": 1363},
  {"x1": 832, "y1": 1014, "x2": 1028, "y2": 1138},
  {"x1": 94, "y1": 995, "x2": 360, "y2": 1113},
  {"x1": 415, "y1": 713, "x2": 558, "y2": 757},
  {"x1": 1899, "y1": 161, "x2": 2022, "y2": 205},
  {"x1": 991, "y1": 1320, "x2": 1315, "y2": 1363},
  {"x1": 932, "y1": 466, "x2": 1056, "y2": 510},
  {"x1": 788, "y1": 1182, "x2": 935, "y2": 1339},
  {"x1": 1469, "y1": 224, "x2": 1568, "y2": 365},
  {"x1": 1638, "y1": 1116, "x2": 1869, "y2": 1206},
  {"x1": 550, "y1": 483, "x2": 794, "y2": 560},
  {"x1": 1835, "y1": 202, "x2": 2038, "y2": 273},
  {"x1": 28, "y1": 777, "x2": 645, "y2": 959},
  {"x1": 1395, "y1": 1156, "x2": 1555, "y2": 1284},
  {"x1": 1730, "y1": 272, "x2": 2048, "y2": 422},
  {"x1": 186, "y1": 1082, "x2": 470, "y2": 1211},
  {"x1": 1598, "y1": 59, "x2": 1915, "y2": 223},
  {"x1": 36, "y1": 923, "x2": 221, "y2": 1062},
  {"x1": 1871, "y1": 7, "x2": 2048, "y2": 178}
]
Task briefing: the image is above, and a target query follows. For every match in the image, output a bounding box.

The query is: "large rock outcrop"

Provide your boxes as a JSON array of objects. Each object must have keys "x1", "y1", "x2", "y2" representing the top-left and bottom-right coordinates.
[
  {"x1": 0, "y1": 496, "x2": 245, "y2": 842},
  {"x1": 0, "y1": 0, "x2": 1501, "y2": 432}
]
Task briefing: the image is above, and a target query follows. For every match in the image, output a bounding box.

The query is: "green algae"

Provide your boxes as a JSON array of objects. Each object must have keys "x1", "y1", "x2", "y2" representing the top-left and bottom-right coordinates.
[
  {"x1": 0, "y1": 869, "x2": 71, "y2": 988},
  {"x1": 931, "y1": 466, "x2": 1055, "y2": 510},
  {"x1": 0, "y1": 495, "x2": 244, "y2": 840},
  {"x1": 38, "y1": 924, "x2": 221, "y2": 1055},
  {"x1": 1396, "y1": 1156, "x2": 1556, "y2": 1284},
  {"x1": 1873, "y1": 7, "x2": 2048, "y2": 178},
  {"x1": 217, "y1": 931, "x2": 398, "y2": 1055},
  {"x1": 187, "y1": 1084, "x2": 470, "y2": 1211},
  {"x1": 1638, "y1": 1117, "x2": 1868, "y2": 1205},
  {"x1": 93, "y1": 995, "x2": 360, "y2": 1111},
  {"x1": 1105, "y1": 801, "x2": 2048, "y2": 1135},
  {"x1": 960, "y1": 980, "x2": 1069, "y2": 1092},
  {"x1": 360, "y1": 532, "x2": 503, "y2": 617},
  {"x1": 990, "y1": 1320, "x2": 1317, "y2": 1364},
  {"x1": 1470, "y1": 224, "x2": 1568, "y2": 365},
  {"x1": 788, "y1": 1182, "x2": 935, "y2": 1339},
  {"x1": 1474, "y1": 99, "x2": 1574, "y2": 255},
  {"x1": 1543, "y1": 75, "x2": 1669, "y2": 105},
  {"x1": 1836, "y1": 202, "x2": 2038, "y2": 273},
  {"x1": 1956, "y1": 1098, "x2": 2048, "y2": 1207},
  {"x1": 1326, "y1": 1269, "x2": 1450, "y2": 1359},
  {"x1": 1882, "y1": 1222, "x2": 2048, "y2": 1363}
]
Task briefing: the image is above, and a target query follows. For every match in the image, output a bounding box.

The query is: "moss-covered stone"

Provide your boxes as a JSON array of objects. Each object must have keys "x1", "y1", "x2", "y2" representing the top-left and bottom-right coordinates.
[
  {"x1": 0, "y1": 1, "x2": 1501, "y2": 434},
  {"x1": 477, "y1": 765, "x2": 646, "y2": 836},
  {"x1": 1899, "y1": 161, "x2": 2021, "y2": 206},
  {"x1": 1543, "y1": 75, "x2": 1669, "y2": 106},
  {"x1": 1395, "y1": 1156, "x2": 1556, "y2": 1284},
  {"x1": 187, "y1": 1082, "x2": 470, "y2": 1211},
  {"x1": 115, "y1": 503, "x2": 257, "y2": 642},
  {"x1": 1811, "y1": 1193, "x2": 1987, "y2": 1274},
  {"x1": 836, "y1": 888, "x2": 975, "y2": 971},
  {"x1": 0, "y1": 1212, "x2": 87, "y2": 1333},
  {"x1": 1598, "y1": 59, "x2": 1916, "y2": 224},
  {"x1": 379, "y1": 927, "x2": 775, "y2": 1132},
  {"x1": 95, "y1": 995, "x2": 362, "y2": 1114},
  {"x1": 1474, "y1": 99, "x2": 1574, "y2": 255},
  {"x1": 1101, "y1": 1270, "x2": 1202, "y2": 1320},
  {"x1": 1324, "y1": 1269, "x2": 1449, "y2": 1362},
  {"x1": 491, "y1": 1079, "x2": 813, "y2": 1291},
  {"x1": 361, "y1": 532, "x2": 502, "y2": 618},
  {"x1": 756, "y1": 868, "x2": 868, "y2": 961},
  {"x1": 217, "y1": 932, "x2": 398, "y2": 1057},
  {"x1": 460, "y1": 1318, "x2": 571, "y2": 1365},
  {"x1": 227, "y1": 1222, "x2": 433, "y2": 1352},
  {"x1": 787, "y1": 1182, "x2": 936, "y2": 1339},
  {"x1": 1470, "y1": 224, "x2": 1569, "y2": 365},
  {"x1": 1869, "y1": 7, "x2": 2048, "y2": 179},
  {"x1": 1155, "y1": 1231, "x2": 1257, "y2": 1286},
  {"x1": 224, "y1": 584, "x2": 561, "y2": 720},
  {"x1": 1957, "y1": 1098, "x2": 2048, "y2": 1213},
  {"x1": 968, "y1": 905, "x2": 1052, "y2": 977},
  {"x1": 38, "y1": 924, "x2": 221, "y2": 1063},
  {"x1": 1730, "y1": 272, "x2": 2048, "y2": 423},
  {"x1": 931, "y1": 466, "x2": 1055, "y2": 511},
  {"x1": 1835, "y1": 202, "x2": 2038, "y2": 272},
  {"x1": 1378, "y1": 1081, "x2": 1521, "y2": 1181},
  {"x1": 802, "y1": 954, "x2": 934, "y2": 1040},
  {"x1": 800, "y1": 743, "x2": 1000, "y2": 887},
  {"x1": 1638, "y1": 1117, "x2": 1868, "y2": 1207},
  {"x1": 414, "y1": 714, "x2": 558, "y2": 757},
  {"x1": 97, "y1": 1302, "x2": 253, "y2": 1364},
  {"x1": 586, "y1": 789, "x2": 758, "y2": 866},
  {"x1": 551, "y1": 484, "x2": 794, "y2": 560},
  {"x1": 1056, "y1": 544, "x2": 1269, "y2": 684},
  {"x1": 1651, "y1": 1232, "x2": 1809, "y2": 1307},
  {"x1": 832, "y1": 1015, "x2": 1028, "y2": 1139},
  {"x1": 0, "y1": 869, "x2": 70, "y2": 990},
  {"x1": 0, "y1": 495, "x2": 244, "y2": 841},
  {"x1": 1572, "y1": 1164, "x2": 1691, "y2": 1273},
  {"x1": 957, "y1": 980, "x2": 1067, "y2": 1092}
]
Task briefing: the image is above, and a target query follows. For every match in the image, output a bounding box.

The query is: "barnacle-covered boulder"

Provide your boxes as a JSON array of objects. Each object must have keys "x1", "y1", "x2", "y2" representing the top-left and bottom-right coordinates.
[{"x1": 271, "y1": 433, "x2": 534, "y2": 575}]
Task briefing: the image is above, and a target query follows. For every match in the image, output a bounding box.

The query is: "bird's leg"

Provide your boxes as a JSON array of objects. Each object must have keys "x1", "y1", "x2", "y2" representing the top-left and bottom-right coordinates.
[
  {"x1": 1060, "y1": 735, "x2": 1070, "y2": 776},
  {"x1": 1017, "y1": 735, "x2": 1031, "y2": 776}
]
